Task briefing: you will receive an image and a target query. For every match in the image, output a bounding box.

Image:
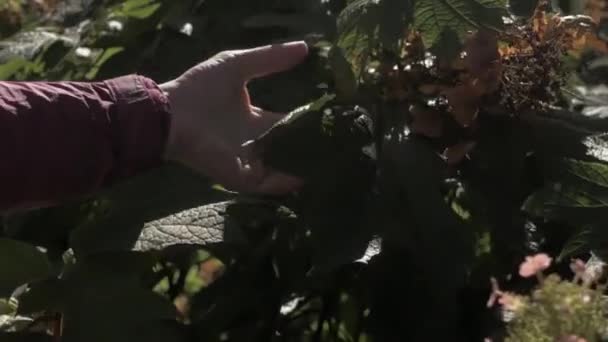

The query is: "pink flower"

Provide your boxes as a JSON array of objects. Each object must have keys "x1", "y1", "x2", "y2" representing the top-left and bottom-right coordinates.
[
  {"x1": 519, "y1": 253, "x2": 552, "y2": 278},
  {"x1": 570, "y1": 258, "x2": 586, "y2": 276},
  {"x1": 486, "y1": 277, "x2": 502, "y2": 308},
  {"x1": 485, "y1": 278, "x2": 525, "y2": 312},
  {"x1": 497, "y1": 292, "x2": 524, "y2": 311}
]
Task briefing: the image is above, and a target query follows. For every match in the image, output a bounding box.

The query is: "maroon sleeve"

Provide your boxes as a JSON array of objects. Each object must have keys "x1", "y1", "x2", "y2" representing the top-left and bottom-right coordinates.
[{"x1": 0, "y1": 74, "x2": 171, "y2": 213}]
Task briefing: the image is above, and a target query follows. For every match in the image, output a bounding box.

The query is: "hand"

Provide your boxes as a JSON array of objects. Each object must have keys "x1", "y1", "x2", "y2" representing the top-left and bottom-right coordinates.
[{"x1": 159, "y1": 41, "x2": 309, "y2": 195}]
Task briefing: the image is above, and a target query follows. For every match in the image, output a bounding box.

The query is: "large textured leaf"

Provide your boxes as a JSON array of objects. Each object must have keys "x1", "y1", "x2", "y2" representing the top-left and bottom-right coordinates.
[
  {"x1": 336, "y1": 0, "x2": 412, "y2": 74},
  {"x1": 69, "y1": 164, "x2": 229, "y2": 257},
  {"x1": 337, "y1": 0, "x2": 381, "y2": 39},
  {"x1": 133, "y1": 202, "x2": 248, "y2": 252},
  {"x1": 113, "y1": 0, "x2": 162, "y2": 19},
  {"x1": 523, "y1": 159, "x2": 608, "y2": 224},
  {"x1": 0, "y1": 239, "x2": 51, "y2": 298},
  {"x1": 565, "y1": 159, "x2": 608, "y2": 187},
  {"x1": 253, "y1": 94, "x2": 375, "y2": 181},
  {"x1": 15, "y1": 251, "x2": 185, "y2": 342},
  {"x1": 413, "y1": 0, "x2": 506, "y2": 56}
]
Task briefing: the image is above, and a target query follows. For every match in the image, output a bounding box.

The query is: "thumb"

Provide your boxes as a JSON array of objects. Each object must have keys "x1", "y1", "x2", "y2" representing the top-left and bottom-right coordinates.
[{"x1": 234, "y1": 41, "x2": 309, "y2": 81}]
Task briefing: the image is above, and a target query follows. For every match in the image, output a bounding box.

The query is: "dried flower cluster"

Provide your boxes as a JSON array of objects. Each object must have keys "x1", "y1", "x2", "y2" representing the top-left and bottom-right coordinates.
[{"x1": 497, "y1": 1, "x2": 597, "y2": 113}]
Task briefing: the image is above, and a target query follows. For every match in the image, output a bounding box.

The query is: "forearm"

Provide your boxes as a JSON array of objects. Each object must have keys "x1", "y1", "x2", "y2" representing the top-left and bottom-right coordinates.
[{"x1": 0, "y1": 75, "x2": 171, "y2": 212}]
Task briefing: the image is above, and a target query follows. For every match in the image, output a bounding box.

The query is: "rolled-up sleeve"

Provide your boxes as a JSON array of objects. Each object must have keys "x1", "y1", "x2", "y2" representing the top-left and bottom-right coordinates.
[{"x1": 0, "y1": 74, "x2": 171, "y2": 212}]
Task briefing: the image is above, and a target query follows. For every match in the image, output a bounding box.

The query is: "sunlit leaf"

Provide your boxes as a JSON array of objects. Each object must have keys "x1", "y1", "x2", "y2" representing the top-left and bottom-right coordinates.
[
  {"x1": 0, "y1": 58, "x2": 29, "y2": 79},
  {"x1": 328, "y1": 45, "x2": 358, "y2": 100},
  {"x1": 565, "y1": 158, "x2": 608, "y2": 187},
  {"x1": 558, "y1": 226, "x2": 594, "y2": 261},
  {"x1": 336, "y1": 0, "x2": 412, "y2": 74},
  {"x1": 85, "y1": 46, "x2": 124, "y2": 80},
  {"x1": 413, "y1": 0, "x2": 506, "y2": 57},
  {"x1": 523, "y1": 159, "x2": 608, "y2": 226},
  {"x1": 133, "y1": 202, "x2": 248, "y2": 252},
  {"x1": 336, "y1": 0, "x2": 380, "y2": 75},
  {"x1": 115, "y1": 0, "x2": 162, "y2": 19}
]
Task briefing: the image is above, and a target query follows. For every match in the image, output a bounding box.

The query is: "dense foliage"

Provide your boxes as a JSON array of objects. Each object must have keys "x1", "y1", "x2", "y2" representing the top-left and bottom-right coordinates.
[{"x1": 3, "y1": 0, "x2": 608, "y2": 341}]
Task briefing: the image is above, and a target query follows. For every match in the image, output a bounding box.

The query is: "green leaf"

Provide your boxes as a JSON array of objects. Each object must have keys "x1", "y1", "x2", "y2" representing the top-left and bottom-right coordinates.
[
  {"x1": 0, "y1": 58, "x2": 30, "y2": 79},
  {"x1": 85, "y1": 47, "x2": 124, "y2": 80},
  {"x1": 254, "y1": 95, "x2": 377, "y2": 181},
  {"x1": 328, "y1": 45, "x2": 358, "y2": 100},
  {"x1": 0, "y1": 298, "x2": 15, "y2": 315},
  {"x1": 413, "y1": 0, "x2": 506, "y2": 56},
  {"x1": 557, "y1": 224, "x2": 608, "y2": 262},
  {"x1": 0, "y1": 239, "x2": 51, "y2": 298},
  {"x1": 115, "y1": 0, "x2": 162, "y2": 19},
  {"x1": 565, "y1": 159, "x2": 608, "y2": 188},
  {"x1": 523, "y1": 159, "x2": 608, "y2": 224},
  {"x1": 378, "y1": 137, "x2": 474, "y2": 283},
  {"x1": 133, "y1": 201, "x2": 248, "y2": 252},
  {"x1": 337, "y1": 0, "x2": 381, "y2": 35},
  {"x1": 336, "y1": 0, "x2": 412, "y2": 74},
  {"x1": 16, "y1": 278, "x2": 65, "y2": 315},
  {"x1": 525, "y1": 183, "x2": 608, "y2": 210},
  {"x1": 69, "y1": 164, "x2": 227, "y2": 257},
  {"x1": 36, "y1": 250, "x2": 186, "y2": 342},
  {"x1": 558, "y1": 226, "x2": 593, "y2": 262}
]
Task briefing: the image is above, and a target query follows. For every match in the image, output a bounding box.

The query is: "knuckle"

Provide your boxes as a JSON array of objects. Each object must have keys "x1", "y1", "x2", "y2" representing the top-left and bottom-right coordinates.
[{"x1": 213, "y1": 50, "x2": 238, "y2": 62}]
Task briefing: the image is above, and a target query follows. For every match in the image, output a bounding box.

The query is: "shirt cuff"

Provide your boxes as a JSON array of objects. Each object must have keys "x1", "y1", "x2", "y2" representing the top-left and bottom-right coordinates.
[{"x1": 103, "y1": 74, "x2": 171, "y2": 181}]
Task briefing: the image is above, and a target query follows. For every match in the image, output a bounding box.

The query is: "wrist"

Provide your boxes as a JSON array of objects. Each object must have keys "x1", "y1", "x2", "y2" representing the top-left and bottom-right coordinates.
[{"x1": 159, "y1": 80, "x2": 183, "y2": 163}]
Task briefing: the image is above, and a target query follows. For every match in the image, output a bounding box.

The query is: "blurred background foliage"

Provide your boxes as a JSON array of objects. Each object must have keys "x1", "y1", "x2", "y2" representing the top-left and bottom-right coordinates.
[{"x1": 3, "y1": 1, "x2": 608, "y2": 342}]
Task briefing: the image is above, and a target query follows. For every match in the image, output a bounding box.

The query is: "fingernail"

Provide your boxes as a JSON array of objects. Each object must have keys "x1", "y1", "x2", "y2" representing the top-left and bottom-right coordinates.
[
  {"x1": 283, "y1": 40, "x2": 306, "y2": 46},
  {"x1": 283, "y1": 41, "x2": 308, "y2": 50}
]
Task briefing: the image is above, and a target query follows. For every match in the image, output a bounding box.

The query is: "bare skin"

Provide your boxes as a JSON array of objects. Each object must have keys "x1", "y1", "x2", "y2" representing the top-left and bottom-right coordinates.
[{"x1": 160, "y1": 41, "x2": 309, "y2": 195}]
